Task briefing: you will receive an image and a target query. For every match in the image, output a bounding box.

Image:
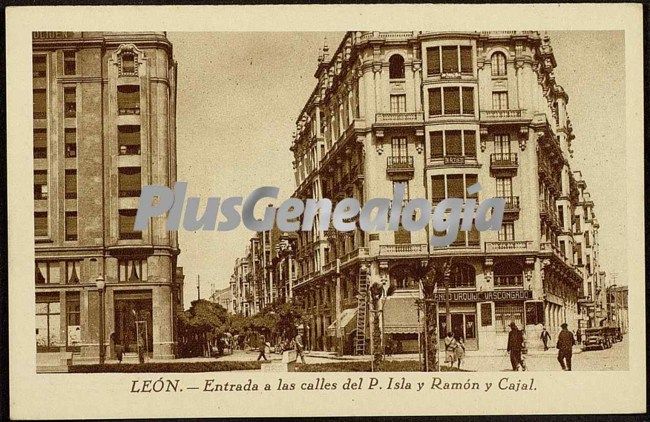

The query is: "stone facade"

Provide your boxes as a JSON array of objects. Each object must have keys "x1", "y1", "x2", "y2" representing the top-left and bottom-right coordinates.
[
  {"x1": 284, "y1": 31, "x2": 602, "y2": 354},
  {"x1": 33, "y1": 32, "x2": 182, "y2": 362}
]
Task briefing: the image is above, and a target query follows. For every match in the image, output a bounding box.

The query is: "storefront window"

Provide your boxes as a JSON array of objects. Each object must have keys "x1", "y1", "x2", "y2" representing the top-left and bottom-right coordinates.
[
  {"x1": 495, "y1": 303, "x2": 524, "y2": 332},
  {"x1": 36, "y1": 296, "x2": 61, "y2": 350}
]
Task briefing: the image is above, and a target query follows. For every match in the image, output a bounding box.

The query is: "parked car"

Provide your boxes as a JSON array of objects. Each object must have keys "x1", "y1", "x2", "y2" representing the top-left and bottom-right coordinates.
[{"x1": 582, "y1": 328, "x2": 608, "y2": 350}]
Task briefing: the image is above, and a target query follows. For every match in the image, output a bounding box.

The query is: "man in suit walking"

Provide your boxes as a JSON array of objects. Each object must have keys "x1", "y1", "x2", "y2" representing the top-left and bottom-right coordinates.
[
  {"x1": 507, "y1": 321, "x2": 526, "y2": 371},
  {"x1": 556, "y1": 323, "x2": 576, "y2": 371}
]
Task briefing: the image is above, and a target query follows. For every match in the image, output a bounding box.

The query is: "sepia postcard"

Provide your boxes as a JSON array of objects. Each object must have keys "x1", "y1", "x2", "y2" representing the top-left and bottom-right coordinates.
[{"x1": 6, "y1": 4, "x2": 646, "y2": 419}]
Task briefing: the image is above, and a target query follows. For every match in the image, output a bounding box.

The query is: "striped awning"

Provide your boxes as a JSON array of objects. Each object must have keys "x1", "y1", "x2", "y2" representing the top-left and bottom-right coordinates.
[
  {"x1": 326, "y1": 308, "x2": 357, "y2": 337},
  {"x1": 383, "y1": 296, "x2": 422, "y2": 334}
]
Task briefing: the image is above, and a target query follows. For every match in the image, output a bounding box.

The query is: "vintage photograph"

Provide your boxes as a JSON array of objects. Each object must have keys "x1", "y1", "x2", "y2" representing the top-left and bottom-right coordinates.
[{"x1": 31, "y1": 29, "x2": 631, "y2": 375}]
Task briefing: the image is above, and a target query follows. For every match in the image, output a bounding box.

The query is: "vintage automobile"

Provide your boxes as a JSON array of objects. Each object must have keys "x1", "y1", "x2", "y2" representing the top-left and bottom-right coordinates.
[
  {"x1": 603, "y1": 326, "x2": 623, "y2": 344},
  {"x1": 582, "y1": 327, "x2": 609, "y2": 350}
]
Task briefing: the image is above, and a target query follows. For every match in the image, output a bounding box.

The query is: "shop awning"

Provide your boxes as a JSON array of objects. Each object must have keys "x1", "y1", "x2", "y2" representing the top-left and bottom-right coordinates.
[
  {"x1": 383, "y1": 297, "x2": 422, "y2": 334},
  {"x1": 326, "y1": 308, "x2": 357, "y2": 337}
]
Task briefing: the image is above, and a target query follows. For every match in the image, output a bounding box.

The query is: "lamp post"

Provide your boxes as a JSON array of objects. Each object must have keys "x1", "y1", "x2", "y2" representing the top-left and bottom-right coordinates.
[
  {"x1": 95, "y1": 276, "x2": 106, "y2": 364},
  {"x1": 369, "y1": 281, "x2": 384, "y2": 371}
]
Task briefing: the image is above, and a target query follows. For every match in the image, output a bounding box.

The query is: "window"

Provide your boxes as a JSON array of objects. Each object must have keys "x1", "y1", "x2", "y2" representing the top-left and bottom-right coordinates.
[
  {"x1": 394, "y1": 225, "x2": 412, "y2": 245},
  {"x1": 65, "y1": 169, "x2": 77, "y2": 199},
  {"x1": 118, "y1": 259, "x2": 147, "y2": 282},
  {"x1": 66, "y1": 292, "x2": 81, "y2": 347},
  {"x1": 462, "y1": 87, "x2": 474, "y2": 114},
  {"x1": 426, "y1": 46, "x2": 440, "y2": 75},
  {"x1": 559, "y1": 240, "x2": 566, "y2": 257},
  {"x1": 118, "y1": 167, "x2": 142, "y2": 197},
  {"x1": 496, "y1": 177, "x2": 513, "y2": 198},
  {"x1": 388, "y1": 54, "x2": 405, "y2": 79},
  {"x1": 33, "y1": 55, "x2": 46, "y2": 78},
  {"x1": 65, "y1": 211, "x2": 77, "y2": 241},
  {"x1": 34, "y1": 129, "x2": 47, "y2": 158},
  {"x1": 36, "y1": 261, "x2": 61, "y2": 284},
  {"x1": 466, "y1": 174, "x2": 478, "y2": 198},
  {"x1": 428, "y1": 88, "x2": 442, "y2": 115},
  {"x1": 448, "y1": 263, "x2": 475, "y2": 288},
  {"x1": 33, "y1": 89, "x2": 46, "y2": 119},
  {"x1": 119, "y1": 209, "x2": 141, "y2": 239},
  {"x1": 34, "y1": 170, "x2": 48, "y2": 200},
  {"x1": 391, "y1": 137, "x2": 408, "y2": 157},
  {"x1": 460, "y1": 46, "x2": 473, "y2": 73},
  {"x1": 122, "y1": 52, "x2": 136, "y2": 75},
  {"x1": 65, "y1": 128, "x2": 77, "y2": 158},
  {"x1": 444, "y1": 87, "x2": 460, "y2": 114},
  {"x1": 431, "y1": 175, "x2": 445, "y2": 204},
  {"x1": 494, "y1": 134, "x2": 510, "y2": 154},
  {"x1": 34, "y1": 212, "x2": 48, "y2": 237},
  {"x1": 36, "y1": 297, "x2": 61, "y2": 351},
  {"x1": 585, "y1": 230, "x2": 590, "y2": 247},
  {"x1": 492, "y1": 92, "x2": 509, "y2": 110},
  {"x1": 428, "y1": 45, "x2": 473, "y2": 75},
  {"x1": 118, "y1": 125, "x2": 141, "y2": 155},
  {"x1": 64, "y1": 87, "x2": 76, "y2": 118},
  {"x1": 557, "y1": 204, "x2": 564, "y2": 227},
  {"x1": 464, "y1": 130, "x2": 476, "y2": 157},
  {"x1": 65, "y1": 261, "x2": 80, "y2": 283},
  {"x1": 63, "y1": 51, "x2": 76, "y2": 75},
  {"x1": 498, "y1": 222, "x2": 515, "y2": 241},
  {"x1": 445, "y1": 131, "x2": 462, "y2": 156},
  {"x1": 392, "y1": 181, "x2": 410, "y2": 200},
  {"x1": 491, "y1": 52, "x2": 507, "y2": 76},
  {"x1": 430, "y1": 131, "x2": 443, "y2": 158},
  {"x1": 574, "y1": 243, "x2": 583, "y2": 265},
  {"x1": 117, "y1": 85, "x2": 140, "y2": 115},
  {"x1": 493, "y1": 260, "x2": 523, "y2": 286},
  {"x1": 390, "y1": 94, "x2": 406, "y2": 113},
  {"x1": 495, "y1": 303, "x2": 524, "y2": 332},
  {"x1": 447, "y1": 174, "x2": 464, "y2": 199}
]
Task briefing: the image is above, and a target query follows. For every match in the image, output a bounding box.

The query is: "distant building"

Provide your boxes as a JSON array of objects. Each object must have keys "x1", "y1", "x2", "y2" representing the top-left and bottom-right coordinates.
[
  {"x1": 607, "y1": 285, "x2": 628, "y2": 333},
  {"x1": 209, "y1": 286, "x2": 234, "y2": 313},
  {"x1": 33, "y1": 32, "x2": 182, "y2": 362}
]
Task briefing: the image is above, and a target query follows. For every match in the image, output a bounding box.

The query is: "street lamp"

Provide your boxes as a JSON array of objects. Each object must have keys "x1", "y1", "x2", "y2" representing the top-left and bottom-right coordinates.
[{"x1": 96, "y1": 276, "x2": 106, "y2": 364}]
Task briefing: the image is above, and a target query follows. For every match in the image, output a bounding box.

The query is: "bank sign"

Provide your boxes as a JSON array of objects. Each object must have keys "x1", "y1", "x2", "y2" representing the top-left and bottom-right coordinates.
[{"x1": 432, "y1": 290, "x2": 533, "y2": 302}]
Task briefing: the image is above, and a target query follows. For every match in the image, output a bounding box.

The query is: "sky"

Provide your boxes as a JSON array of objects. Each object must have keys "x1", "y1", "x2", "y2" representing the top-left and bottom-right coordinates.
[{"x1": 168, "y1": 31, "x2": 627, "y2": 308}]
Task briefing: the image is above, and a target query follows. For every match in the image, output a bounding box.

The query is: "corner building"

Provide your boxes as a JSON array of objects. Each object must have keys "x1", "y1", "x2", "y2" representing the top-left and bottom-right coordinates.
[
  {"x1": 289, "y1": 31, "x2": 598, "y2": 355},
  {"x1": 33, "y1": 32, "x2": 182, "y2": 362}
]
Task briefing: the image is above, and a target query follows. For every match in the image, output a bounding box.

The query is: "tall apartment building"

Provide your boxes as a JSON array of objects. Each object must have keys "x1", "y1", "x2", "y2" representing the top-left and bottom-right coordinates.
[
  {"x1": 33, "y1": 32, "x2": 183, "y2": 362},
  {"x1": 230, "y1": 255, "x2": 252, "y2": 316},
  {"x1": 288, "y1": 31, "x2": 600, "y2": 355},
  {"x1": 607, "y1": 285, "x2": 628, "y2": 334}
]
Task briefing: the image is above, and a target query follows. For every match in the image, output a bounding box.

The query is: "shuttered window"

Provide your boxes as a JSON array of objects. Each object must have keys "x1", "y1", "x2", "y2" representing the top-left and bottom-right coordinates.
[
  {"x1": 65, "y1": 211, "x2": 77, "y2": 241},
  {"x1": 464, "y1": 130, "x2": 476, "y2": 157},
  {"x1": 34, "y1": 212, "x2": 48, "y2": 237},
  {"x1": 431, "y1": 175, "x2": 445, "y2": 204},
  {"x1": 65, "y1": 170, "x2": 77, "y2": 199},
  {"x1": 428, "y1": 88, "x2": 442, "y2": 116},
  {"x1": 118, "y1": 167, "x2": 141, "y2": 197},
  {"x1": 426, "y1": 46, "x2": 440, "y2": 75},
  {"x1": 460, "y1": 46, "x2": 473, "y2": 73},
  {"x1": 430, "y1": 131, "x2": 443, "y2": 158},
  {"x1": 441, "y1": 46, "x2": 458, "y2": 74},
  {"x1": 462, "y1": 87, "x2": 474, "y2": 114},
  {"x1": 33, "y1": 89, "x2": 46, "y2": 119},
  {"x1": 446, "y1": 174, "x2": 464, "y2": 199},
  {"x1": 119, "y1": 209, "x2": 141, "y2": 239},
  {"x1": 444, "y1": 87, "x2": 460, "y2": 114},
  {"x1": 445, "y1": 131, "x2": 462, "y2": 156},
  {"x1": 34, "y1": 129, "x2": 47, "y2": 158}
]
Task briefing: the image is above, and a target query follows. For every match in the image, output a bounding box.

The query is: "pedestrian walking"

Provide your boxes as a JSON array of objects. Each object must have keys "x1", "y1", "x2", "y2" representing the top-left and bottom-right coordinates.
[
  {"x1": 540, "y1": 326, "x2": 551, "y2": 351},
  {"x1": 294, "y1": 329, "x2": 307, "y2": 364},
  {"x1": 444, "y1": 332, "x2": 458, "y2": 367},
  {"x1": 576, "y1": 328, "x2": 582, "y2": 344},
  {"x1": 454, "y1": 333, "x2": 466, "y2": 369},
  {"x1": 507, "y1": 321, "x2": 526, "y2": 371},
  {"x1": 556, "y1": 323, "x2": 575, "y2": 371},
  {"x1": 256, "y1": 334, "x2": 268, "y2": 361}
]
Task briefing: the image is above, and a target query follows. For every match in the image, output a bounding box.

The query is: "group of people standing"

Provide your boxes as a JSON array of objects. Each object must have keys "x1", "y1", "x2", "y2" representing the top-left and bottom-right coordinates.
[
  {"x1": 508, "y1": 322, "x2": 576, "y2": 371},
  {"x1": 443, "y1": 332, "x2": 466, "y2": 369}
]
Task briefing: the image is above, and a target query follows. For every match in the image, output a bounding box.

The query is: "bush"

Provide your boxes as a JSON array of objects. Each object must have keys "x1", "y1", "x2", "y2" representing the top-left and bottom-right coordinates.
[
  {"x1": 69, "y1": 361, "x2": 261, "y2": 373},
  {"x1": 296, "y1": 360, "x2": 469, "y2": 372}
]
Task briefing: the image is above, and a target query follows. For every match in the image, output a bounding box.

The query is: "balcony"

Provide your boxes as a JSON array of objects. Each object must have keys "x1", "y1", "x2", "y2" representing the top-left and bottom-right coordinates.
[
  {"x1": 485, "y1": 240, "x2": 532, "y2": 253},
  {"x1": 480, "y1": 109, "x2": 530, "y2": 125},
  {"x1": 490, "y1": 153, "x2": 518, "y2": 176},
  {"x1": 374, "y1": 112, "x2": 424, "y2": 127},
  {"x1": 499, "y1": 196, "x2": 520, "y2": 220},
  {"x1": 386, "y1": 155, "x2": 414, "y2": 180},
  {"x1": 379, "y1": 243, "x2": 428, "y2": 256},
  {"x1": 494, "y1": 274, "x2": 524, "y2": 287}
]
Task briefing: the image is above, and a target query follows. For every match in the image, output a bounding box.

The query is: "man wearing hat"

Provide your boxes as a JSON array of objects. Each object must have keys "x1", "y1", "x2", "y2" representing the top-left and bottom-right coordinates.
[
  {"x1": 556, "y1": 323, "x2": 576, "y2": 371},
  {"x1": 506, "y1": 321, "x2": 525, "y2": 371}
]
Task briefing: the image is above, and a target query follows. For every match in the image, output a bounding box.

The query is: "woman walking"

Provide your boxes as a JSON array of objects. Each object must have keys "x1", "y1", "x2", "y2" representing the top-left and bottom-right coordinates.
[
  {"x1": 444, "y1": 332, "x2": 458, "y2": 367},
  {"x1": 454, "y1": 333, "x2": 466, "y2": 369}
]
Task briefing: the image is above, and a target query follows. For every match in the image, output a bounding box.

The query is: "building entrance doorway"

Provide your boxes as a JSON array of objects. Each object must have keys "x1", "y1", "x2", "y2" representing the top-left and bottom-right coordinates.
[
  {"x1": 114, "y1": 291, "x2": 153, "y2": 354},
  {"x1": 439, "y1": 313, "x2": 478, "y2": 350}
]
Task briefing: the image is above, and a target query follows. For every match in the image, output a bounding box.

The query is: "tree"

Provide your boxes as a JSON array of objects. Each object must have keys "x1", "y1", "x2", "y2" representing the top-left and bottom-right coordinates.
[{"x1": 177, "y1": 299, "x2": 229, "y2": 357}]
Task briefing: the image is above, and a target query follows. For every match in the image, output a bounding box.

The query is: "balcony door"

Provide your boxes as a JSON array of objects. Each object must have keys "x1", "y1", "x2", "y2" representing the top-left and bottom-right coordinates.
[
  {"x1": 494, "y1": 134, "x2": 511, "y2": 154},
  {"x1": 496, "y1": 177, "x2": 513, "y2": 198},
  {"x1": 391, "y1": 137, "x2": 408, "y2": 158}
]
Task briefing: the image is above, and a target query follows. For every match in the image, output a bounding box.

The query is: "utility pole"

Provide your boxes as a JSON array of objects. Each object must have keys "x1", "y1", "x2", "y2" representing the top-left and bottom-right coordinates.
[{"x1": 197, "y1": 274, "x2": 201, "y2": 300}]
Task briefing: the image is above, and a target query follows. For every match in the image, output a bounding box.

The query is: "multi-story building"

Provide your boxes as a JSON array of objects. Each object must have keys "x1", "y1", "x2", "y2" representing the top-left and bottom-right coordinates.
[
  {"x1": 230, "y1": 255, "x2": 252, "y2": 316},
  {"x1": 287, "y1": 31, "x2": 597, "y2": 355},
  {"x1": 209, "y1": 286, "x2": 234, "y2": 313},
  {"x1": 33, "y1": 32, "x2": 182, "y2": 363}
]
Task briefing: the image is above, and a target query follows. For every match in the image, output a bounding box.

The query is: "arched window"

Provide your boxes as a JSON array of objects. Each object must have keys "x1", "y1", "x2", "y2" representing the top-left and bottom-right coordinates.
[
  {"x1": 389, "y1": 54, "x2": 405, "y2": 79},
  {"x1": 491, "y1": 52, "x2": 507, "y2": 76},
  {"x1": 448, "y1": 263, "x2": 476, "y2": 288},
  {"x1": 493, "y1": 261, "x2": 523, "y2": 286}
]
